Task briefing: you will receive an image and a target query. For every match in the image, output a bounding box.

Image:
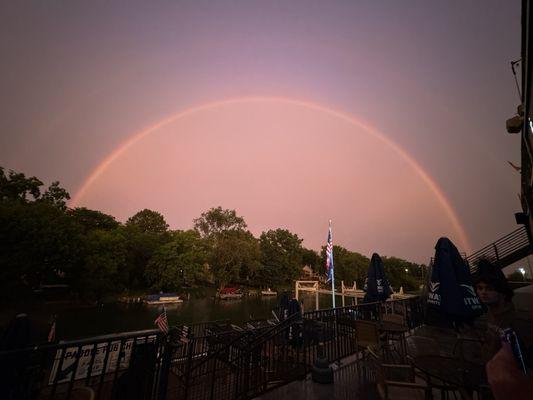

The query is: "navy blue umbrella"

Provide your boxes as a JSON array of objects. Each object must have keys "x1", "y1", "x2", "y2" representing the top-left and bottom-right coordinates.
[
  {"x1": 426, "y1": 237, "x2": 483, "y2": 328},
  {"x1": 363, "y1": 253, "x2": 391, "y2": 302}
]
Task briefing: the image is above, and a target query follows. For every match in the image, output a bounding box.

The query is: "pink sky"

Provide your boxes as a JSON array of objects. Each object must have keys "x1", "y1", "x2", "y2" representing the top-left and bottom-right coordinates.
[
  {"x1": 0, "y1": 1, "x2": 523, "y2": 266},
  {"x1": 73, "y1": 98, "x2": 467, "y2": 263}
]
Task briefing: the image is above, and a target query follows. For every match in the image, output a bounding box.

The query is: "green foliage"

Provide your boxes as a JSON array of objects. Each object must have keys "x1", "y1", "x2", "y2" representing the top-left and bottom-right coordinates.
[
  {"x1": 122, "y1": 224, "x2": 172, "y2": 289},
  {"x1": 193, "y1": 206, "x2": 247, "y2": 238},
  {"x1": 0, "y1": 200, "x2": 83, "y2": 295},
  {"x1": 146, "y1": 230, "x2": 209, "y2": 290},
  {"x1": 209, "y1": 230, "x2": 260, "y2": 288},
  {"x1": 321, "y1": 245, "x2": 369, "y2": 286},
  {"x1": 73, "y1": 229, "x2": 129, "y2": 300},
  {"x1": 0, "y1": 167, "x2": 429, "y2": 300},
  {"x1": 0, "y1": 167, "x2": 43, "y2": 201},
  {"x1": 39, "y1": 181, "x2": 71, "y2": 210},
  {"x1": 381, "y1": 256, "x2": 424, "y2": 291},
  {"x1": 258, "y1": 229, "x2": 304, "y2": 286},
  {"x1": 302, "y1": 248, "x2": 321, "y2": 272},
  {"x1": 67, "y1": 207, "x2": 119, "y2": 233},
  {"x1": 126, "y1": 209, "x2": 169, "y2": 234}
]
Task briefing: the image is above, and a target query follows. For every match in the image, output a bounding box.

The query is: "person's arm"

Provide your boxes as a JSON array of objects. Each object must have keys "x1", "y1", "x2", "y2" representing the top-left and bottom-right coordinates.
[{"x1": 486, "y1": 342, "x2": 533, "y2": 400}]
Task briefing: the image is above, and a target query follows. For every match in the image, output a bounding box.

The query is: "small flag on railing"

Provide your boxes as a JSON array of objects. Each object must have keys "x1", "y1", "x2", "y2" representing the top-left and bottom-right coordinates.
[
  {"x1": 47, "y1": 320, "x2": 56, "y2": 342},
  {"x1": 154, "y1": 307, "x2": 169, "y2": 334}
]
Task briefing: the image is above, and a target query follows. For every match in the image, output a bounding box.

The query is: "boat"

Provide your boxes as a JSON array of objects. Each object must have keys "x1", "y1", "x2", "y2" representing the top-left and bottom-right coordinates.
[
  {"x1": 143, "y1": 293, "x2": 183, "y2": 305},
  {"x1": 217, "y1": 287, "x2": 243, "y2": 300},
  {"x1": 261, "y1": 288, "x2": 277, "y2": 296}
]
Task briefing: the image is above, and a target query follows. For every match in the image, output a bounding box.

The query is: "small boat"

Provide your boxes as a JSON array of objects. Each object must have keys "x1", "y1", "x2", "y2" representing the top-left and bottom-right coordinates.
[
  {"x1": 144, "y1": 293, "x2": 183, "y2": 305},
  {"x1": 217, "y1": 287, "x2": 243, "y2": 300},
  {"x1": 261, "y1": 288, "x2": 277, "y2": 296}
]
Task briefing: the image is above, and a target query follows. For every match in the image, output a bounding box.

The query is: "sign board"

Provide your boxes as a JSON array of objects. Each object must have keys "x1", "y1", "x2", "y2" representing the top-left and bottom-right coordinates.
[{"x1": 49, "y1": 335, "x2": 157, "y2": 385}]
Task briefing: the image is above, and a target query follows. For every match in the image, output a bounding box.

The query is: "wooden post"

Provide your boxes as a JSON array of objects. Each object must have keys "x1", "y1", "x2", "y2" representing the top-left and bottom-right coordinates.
[
  {"x1": 315, "y1": 282, "x2": 319, "y2": 310},
  {"x1": 295, "y1": 281, "x2": 299, "y2": 301}
]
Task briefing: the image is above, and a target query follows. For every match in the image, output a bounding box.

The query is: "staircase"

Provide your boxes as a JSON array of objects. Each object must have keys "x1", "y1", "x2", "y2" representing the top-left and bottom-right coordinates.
[{"x1": 466, "y1": 225, "x2": 532, "y2": 271}]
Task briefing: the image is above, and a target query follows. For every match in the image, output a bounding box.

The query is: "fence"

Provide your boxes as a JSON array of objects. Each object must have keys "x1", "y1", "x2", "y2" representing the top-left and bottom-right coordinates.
[
  {"x1": 168, "y1": 296, "x2": 425, "y2": 400},
  {"x1": 0, "y1": 297, "x2": 425, "y2": 400},
  {"x1": 0, "y1": 328, "x2": 166, "y2": 400}
]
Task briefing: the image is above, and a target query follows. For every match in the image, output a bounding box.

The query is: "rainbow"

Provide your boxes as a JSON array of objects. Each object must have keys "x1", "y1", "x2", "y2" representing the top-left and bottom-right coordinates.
[{"x1": 70, "y1": 96, "x2": 471, "y2": 252}]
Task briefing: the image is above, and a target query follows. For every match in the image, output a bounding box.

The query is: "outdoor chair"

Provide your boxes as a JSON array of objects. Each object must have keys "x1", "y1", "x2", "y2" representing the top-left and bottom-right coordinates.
[
  {"x1": 382, "y1": 313, "x2": 406, "y2": 326},
  {"x1": 354, "y1": 320, "x2": 381, "y2": 380},
  {"x1": 366, "y1": 346, "x2": 431, "y2": 400},
  {"x1": 381, "y1": 313, "x2": 409, "y2": 362},
  {"x1": 405, "y1": 336, "x2": 440, "y2": 359},
  {"x1": 406, "y1": 336, "x2": 460, "y2": 400}
]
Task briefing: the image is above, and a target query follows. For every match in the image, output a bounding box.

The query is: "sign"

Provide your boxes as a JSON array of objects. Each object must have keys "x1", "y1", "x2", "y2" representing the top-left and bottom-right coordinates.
[{"x1": 49, "y1": 335, "x2": 157, "y2": 385}]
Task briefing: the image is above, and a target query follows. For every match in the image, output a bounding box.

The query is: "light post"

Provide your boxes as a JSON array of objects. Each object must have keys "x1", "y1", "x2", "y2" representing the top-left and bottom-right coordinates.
[{"x1": 518, "y1": 267, "x2": 526, "y2": 281}]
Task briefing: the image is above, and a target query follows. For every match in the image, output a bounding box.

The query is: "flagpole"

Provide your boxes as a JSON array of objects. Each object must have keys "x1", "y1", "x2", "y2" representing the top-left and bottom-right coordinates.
[{"x1": 330, "y1": 220, "x2": 336, "y2": 308}]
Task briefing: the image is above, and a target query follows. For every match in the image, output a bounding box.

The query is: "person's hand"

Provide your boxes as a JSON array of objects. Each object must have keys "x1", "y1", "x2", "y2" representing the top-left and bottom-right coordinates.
[{"x1": 486, "y1": 342, "x2": 533, "y2": 400}]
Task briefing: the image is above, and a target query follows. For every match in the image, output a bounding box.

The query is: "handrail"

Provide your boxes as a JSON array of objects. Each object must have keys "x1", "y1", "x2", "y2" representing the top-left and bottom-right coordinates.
[{"x1": 466, "y1": 225, "x2": 531, "y2": 269}]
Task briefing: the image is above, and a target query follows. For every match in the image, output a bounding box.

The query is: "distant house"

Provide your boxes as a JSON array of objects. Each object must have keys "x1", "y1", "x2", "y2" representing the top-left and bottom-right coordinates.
[{"x1": 301, "y1": 265, "x2": 320, "y2": 280}]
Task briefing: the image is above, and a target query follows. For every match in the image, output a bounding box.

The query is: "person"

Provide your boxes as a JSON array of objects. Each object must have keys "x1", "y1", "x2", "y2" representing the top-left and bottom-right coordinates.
[
  {"x1": 473, "y1": 259, "x2": 533, "y2": 369},
  {"x1": 486, "y1": 342, "x2": 533, "y2": 400}
]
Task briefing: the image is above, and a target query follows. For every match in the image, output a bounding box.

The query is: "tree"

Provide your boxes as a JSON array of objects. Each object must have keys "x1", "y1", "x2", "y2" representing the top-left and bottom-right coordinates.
[
  {"x1": 126, "y1": 209, "x2": 169, "y2": 234},
  {"x1": 193, "y1": 206, "x2": 247, "y2": 238},
  {"x1": 73, "y1": 229, "x2": 129, "y2": 300},
  {"x1": 322, "y1": 246, "x2": 368, "y2": 287},
  {"x1": 258, "y1": 229, "x2": 304, "y2": 286},
  {"x1": 209, "y1": 229, "x2": 260, "y2": 287},
  {"x1": 67, "y1": 207, "x2": 120, "y2": 233},
  {"x1": 145, "y1": 230, "x2": 209, "y2": 290},
  {"x1": 302, "y1": 247, "x2": 321, "y2": 273},
  {"x1": 0, "y1": 200, "x2": 83, "y2": 297},
  {"x1": 39, "y1": 181, "x2": 71, "y2": 211},
  {"x1": 381, "y1": 256, "x2": 423, "y2": 291},
  {"x1": 0, "y1": 167, "x2": 43, "y2": 202}
]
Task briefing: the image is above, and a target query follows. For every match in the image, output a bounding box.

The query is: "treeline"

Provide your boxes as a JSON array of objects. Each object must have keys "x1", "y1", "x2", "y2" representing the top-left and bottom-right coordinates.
[{"x1": 0, "y1": 167, "x2": 427, "y2": 301}]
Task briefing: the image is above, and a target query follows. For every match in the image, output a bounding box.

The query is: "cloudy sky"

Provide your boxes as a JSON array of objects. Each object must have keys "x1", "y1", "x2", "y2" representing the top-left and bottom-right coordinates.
[{"x1": 0, "y1": 1, "x2": 523, "y2": 263}]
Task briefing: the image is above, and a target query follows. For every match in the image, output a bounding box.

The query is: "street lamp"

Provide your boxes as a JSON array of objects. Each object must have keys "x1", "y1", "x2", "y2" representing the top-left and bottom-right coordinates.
[
  {"x1": 518, "y1": 267, "x2": 526, "y2": 281},
  {"x1": 404, "y1": 268, "x2": 409, "y2": 273}
]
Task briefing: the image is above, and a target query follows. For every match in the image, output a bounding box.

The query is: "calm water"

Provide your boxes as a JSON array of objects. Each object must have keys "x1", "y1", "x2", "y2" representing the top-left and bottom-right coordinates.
[{"x1": 1, "y1": 291, "x2": 353, "y2": 341}]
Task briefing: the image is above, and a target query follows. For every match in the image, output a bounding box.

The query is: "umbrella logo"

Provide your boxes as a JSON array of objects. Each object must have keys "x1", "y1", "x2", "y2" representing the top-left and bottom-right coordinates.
[
  {"x1": 427, "y1": 281, "x2": 441, "y2": 306},
  {"x1": 460, "y1": 284, "x2": 476, "y2": 297},
  {"x1": 429, "y1": 281, "x2": 440, "y2": 293}
]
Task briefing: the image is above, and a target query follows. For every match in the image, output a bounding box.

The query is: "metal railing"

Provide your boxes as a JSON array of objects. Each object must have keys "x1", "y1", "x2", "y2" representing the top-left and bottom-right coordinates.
[
  {"x1": 0, "y1": 329, "x2": 166, "y2": 400},
  {"x1": 0, "y1": 297, "x2": 425, "y2": 400},
  {"x1": 168, "y1": 296, "x2": 425, "y2": 400},
  {"x1": 466, "y1": 225, "x2": 532, "y2": 271}
]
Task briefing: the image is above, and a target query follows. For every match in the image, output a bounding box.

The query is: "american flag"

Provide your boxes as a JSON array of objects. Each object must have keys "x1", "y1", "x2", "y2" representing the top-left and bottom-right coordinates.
[
  {"x1": 154, "y1": 307, "x2": 169, "y2": 334},
  {"x1": 47, "y1": 320, "x2": 56, "y2": 342},
  {"x1": 325, "y1": 221, "x2": 334, "y2": 283}
]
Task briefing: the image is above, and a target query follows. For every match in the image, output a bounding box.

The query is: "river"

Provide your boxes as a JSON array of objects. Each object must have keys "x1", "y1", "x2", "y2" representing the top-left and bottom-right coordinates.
[{"x1": 1, "y1": 291, "x2": 348, "y2": 341}]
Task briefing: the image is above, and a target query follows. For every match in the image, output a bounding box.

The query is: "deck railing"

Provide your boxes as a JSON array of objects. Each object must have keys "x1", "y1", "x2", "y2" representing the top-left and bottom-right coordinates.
[{"x1": 0, "y1": 297, "x2": 425, "y2": 400}]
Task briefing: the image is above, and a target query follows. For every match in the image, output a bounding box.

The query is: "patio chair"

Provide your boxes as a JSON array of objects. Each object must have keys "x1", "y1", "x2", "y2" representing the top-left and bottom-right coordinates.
[
  {"x1": 406, "y1": 336, "x2": 440, "y2": 359},
  {"x1": 406, "y1": 336, "x2": 460, "y2": 400},
  {"x1": 366, "y1": 346, "x2": 431, "y2": 400},
  {"x1": 382, "y1": 313, "x2": 406, "y2": 326},
  {"x1": 355, "y1": 320, "x2": 381, "y2": 381},
  {"x1": 381, "y1": 314, "x2": 408, "y2": 362}
]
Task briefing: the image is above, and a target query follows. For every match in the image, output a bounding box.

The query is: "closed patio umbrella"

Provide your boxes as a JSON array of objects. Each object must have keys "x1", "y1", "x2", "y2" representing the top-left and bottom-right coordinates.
[
  {"x1": 363, "y1": 253, "x2": 391, "y2": 302},
  {"x1": 426, "y1": 237, "x2": 482, "y2": 328}
]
